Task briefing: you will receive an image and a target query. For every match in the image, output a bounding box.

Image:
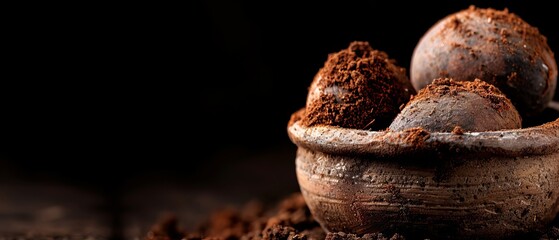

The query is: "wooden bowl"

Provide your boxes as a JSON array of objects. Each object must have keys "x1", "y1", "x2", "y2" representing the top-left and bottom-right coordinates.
[{"x1": 287, "y1": 104, "x2": 559, "y2": 239}]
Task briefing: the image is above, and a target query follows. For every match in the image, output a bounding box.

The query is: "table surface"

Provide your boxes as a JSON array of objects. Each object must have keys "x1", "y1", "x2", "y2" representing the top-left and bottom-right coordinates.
[{"x1": 0, "y1": 146, "x2": 301, "y2": 240}]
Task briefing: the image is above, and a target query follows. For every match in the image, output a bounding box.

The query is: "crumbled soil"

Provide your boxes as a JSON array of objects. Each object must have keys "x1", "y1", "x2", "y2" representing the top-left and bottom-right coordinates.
[
  {"x1": 144, "y1": 192, "x2": 558, "y2": 240},
  {"x1": 301, "y1": 41, "x2": 415, "y2": 130}
]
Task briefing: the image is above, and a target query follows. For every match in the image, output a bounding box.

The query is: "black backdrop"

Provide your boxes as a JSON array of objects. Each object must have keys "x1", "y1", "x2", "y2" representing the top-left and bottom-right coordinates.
[{"x1": 1, "y1": 1, "x2": 557, "y2": 192}]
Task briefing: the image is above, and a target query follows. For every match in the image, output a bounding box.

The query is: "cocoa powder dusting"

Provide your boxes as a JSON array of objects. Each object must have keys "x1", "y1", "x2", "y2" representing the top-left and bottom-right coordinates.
[
  {"x1": 302, "y1": 41, "x2": 414, "y2": 130},
  {"x1": 445, "y1": 5, "x2": 548, "y2": 50},
  {"x1": 466, "y1": 5, "x2": 544, "y2": 41},
  {"x1": 145, "y1": 193, "x2": 327, "y2": 240},
  {"x1": 415, "y1": 78, "x2": 514, "y2": 112},
  {"x1": 400, "y1": 127, "x2": 430, "y2": 146},
  {"x1": 451, "y1": 126, "x2": 465, "y2": 135}
]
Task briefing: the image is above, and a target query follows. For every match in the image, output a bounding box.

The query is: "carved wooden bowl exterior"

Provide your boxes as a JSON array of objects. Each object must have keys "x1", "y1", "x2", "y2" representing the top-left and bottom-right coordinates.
[{"x1": 287, "y1": 108, "x2": 559, "y2": 239}]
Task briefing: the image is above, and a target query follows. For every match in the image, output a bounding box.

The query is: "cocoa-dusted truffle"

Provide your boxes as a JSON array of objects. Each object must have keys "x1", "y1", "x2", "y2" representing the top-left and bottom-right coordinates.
[
  {"x1": 301, "y1": 41, "x2": 415, "y2": 130},
  {"x1": 410, "y1": 6, "x2": 557, "y2": 117},
  {"x1": 389, "y1": 78, "x2": 522, "y2": 132}
]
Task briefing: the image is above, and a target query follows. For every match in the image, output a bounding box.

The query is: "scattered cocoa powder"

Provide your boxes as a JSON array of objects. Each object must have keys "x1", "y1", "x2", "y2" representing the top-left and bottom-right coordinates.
[
  {"x1": 302, "y1": 41, "x2": 415, "y2": 130},
  {"x1": 144, "y1": 192, "x2": 559, "y2": 240},
  {"x1": 325, "y1": 232, "x2": 404, "y2": 240},
  {"x1": 144, "y1": 193, "x2": 327, "y2": 240}
]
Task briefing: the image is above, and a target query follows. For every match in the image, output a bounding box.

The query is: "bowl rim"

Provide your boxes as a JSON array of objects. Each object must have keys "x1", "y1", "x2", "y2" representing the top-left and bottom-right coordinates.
[{"x1": 287, "y1": 102, "x2": 559, "y2": 158}]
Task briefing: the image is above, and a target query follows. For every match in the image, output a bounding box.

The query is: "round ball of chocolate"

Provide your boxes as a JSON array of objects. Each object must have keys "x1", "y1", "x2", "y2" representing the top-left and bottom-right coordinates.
[
  {"x1": 302, "y1": 41, "x2": 415, "y2": 130},
  {"x1": 389, "y1": 78, "x2": 522, "y2": 132},
  {"x1": 410, "y1": 6, "x2": 557, "y2": 117}
]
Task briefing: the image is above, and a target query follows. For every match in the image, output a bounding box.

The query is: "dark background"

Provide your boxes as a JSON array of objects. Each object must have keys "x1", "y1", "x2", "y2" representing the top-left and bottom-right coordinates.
[{"x1": 0, "y1": 1, "x2": 558, "y2": 238}]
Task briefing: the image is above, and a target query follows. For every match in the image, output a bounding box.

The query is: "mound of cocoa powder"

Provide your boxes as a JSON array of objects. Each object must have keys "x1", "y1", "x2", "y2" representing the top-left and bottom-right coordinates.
[
  {"x1": 301, "y1": 41, "x2": 415, "y2": 130},
  {"x1": 144, "y1": 193, "x2": 405, "y2": 240}
]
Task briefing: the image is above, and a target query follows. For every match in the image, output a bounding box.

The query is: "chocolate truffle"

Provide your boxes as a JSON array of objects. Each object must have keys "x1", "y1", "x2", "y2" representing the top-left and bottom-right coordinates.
[
  {"x1": 410, "y1": 6, "x2": 557, "y2": 117},
  {"x1": 389, "y1": 78, "x2": 522, "y2": 132},
  {"x1": 301, "y1": 41, "x2": 415, "y2": 130}
]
